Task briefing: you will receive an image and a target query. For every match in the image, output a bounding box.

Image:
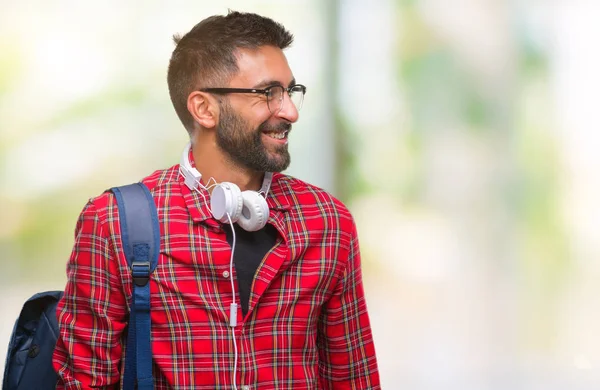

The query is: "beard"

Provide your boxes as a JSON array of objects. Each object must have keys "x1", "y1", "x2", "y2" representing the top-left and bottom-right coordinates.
[{"x1": 215, "y1": 100, "x2": 291, "y2": 172}]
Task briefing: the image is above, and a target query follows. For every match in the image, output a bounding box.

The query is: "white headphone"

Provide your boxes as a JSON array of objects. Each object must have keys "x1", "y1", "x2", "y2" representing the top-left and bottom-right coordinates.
[{"x1": 179, "y1": 143, "x2": 272, "y2": 232}]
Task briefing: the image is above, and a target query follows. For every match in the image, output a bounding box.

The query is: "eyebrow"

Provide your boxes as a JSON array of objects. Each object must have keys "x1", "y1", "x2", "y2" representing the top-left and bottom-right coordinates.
[{"x1": 253, "y1": 78, "x2": 296, "y2": 89}]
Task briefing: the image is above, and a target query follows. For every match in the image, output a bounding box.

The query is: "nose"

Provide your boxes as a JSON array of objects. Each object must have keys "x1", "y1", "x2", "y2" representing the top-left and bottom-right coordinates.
[{"x1": 275, "y1": 92, "x2": 299, "y2": 123}]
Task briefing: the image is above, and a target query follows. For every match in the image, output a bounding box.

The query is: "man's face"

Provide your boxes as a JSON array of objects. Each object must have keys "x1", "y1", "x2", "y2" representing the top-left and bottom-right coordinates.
[
  {"x1": 216, "y1": 99, "x2": 291, "y2": 172},
  {"x1": 215, "y1": 45, "x2": 300, "y2": 173}
]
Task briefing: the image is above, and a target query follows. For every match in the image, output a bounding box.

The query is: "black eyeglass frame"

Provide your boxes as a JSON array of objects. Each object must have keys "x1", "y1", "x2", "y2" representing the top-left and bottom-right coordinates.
[{"x1": 199, "y1": 84, "x2": 307, "y2": 113}]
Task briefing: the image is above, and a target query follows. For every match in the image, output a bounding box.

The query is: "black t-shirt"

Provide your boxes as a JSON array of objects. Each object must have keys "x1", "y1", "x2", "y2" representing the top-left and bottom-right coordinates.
[{"x1": 224, "y1": 223, "x2": 278, "y2": 316}]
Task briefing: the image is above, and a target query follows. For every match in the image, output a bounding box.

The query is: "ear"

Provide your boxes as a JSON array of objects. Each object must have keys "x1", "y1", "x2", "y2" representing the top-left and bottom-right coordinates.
[{"x1": 187, "y1": 91, "x2": 218, "y2": 129}]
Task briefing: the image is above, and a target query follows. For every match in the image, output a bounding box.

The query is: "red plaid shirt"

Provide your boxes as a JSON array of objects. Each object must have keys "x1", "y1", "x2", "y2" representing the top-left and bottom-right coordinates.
[{"x1": 53, "y1": 165, "x2": 380, "y2": 389}]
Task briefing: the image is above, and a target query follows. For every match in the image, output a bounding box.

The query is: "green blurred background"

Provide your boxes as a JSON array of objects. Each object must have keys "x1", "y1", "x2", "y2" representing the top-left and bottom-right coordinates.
[{"x1": 2, "y1": 1, "x2": 599, "y2": 388}]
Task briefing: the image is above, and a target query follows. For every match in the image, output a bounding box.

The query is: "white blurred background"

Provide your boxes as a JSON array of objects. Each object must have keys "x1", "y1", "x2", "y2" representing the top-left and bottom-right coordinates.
[{"x1": 2, "y1": 1, "x2": 600, "y2": 388}]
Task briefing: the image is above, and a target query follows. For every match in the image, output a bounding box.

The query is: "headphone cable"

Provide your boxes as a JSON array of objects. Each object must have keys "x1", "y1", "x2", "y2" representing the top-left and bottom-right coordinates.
[{"x1": 226, "y1": 213, "x2": 239, "y2": 390}]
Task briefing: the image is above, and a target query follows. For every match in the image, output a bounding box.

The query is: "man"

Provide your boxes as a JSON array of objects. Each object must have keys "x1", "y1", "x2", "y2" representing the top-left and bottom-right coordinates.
[{"x1": 53, "y1": 11, "x2": 380, "y2": 389}]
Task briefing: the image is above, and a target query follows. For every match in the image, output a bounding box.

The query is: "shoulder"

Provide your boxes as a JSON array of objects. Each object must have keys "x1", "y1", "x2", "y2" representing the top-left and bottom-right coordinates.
[
  {"x1": 271, "y1": 173, "x2": 355, "y2": 229},
  {"x1": 139, "y1": 165, "x2": 182, "y2": 197},
  {"x1": 85, "y1": 165, "x2": 181, "y2": 218}
]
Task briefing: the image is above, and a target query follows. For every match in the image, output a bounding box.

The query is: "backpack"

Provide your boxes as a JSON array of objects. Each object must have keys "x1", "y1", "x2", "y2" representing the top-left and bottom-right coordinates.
[{"x1": 2, "y1": 183, "x2": 160, "y2": 390}]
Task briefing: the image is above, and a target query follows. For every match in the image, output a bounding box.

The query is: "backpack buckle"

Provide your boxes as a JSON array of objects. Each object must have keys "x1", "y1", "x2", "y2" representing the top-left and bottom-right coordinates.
[{"x1": 131, "y1": 261, "x2": 151, "y2": 287}]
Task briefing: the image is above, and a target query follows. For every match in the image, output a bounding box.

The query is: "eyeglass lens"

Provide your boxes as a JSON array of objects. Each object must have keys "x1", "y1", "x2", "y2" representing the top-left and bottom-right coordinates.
[{"x1": 267, "y1": 86, "x2": 305, "y2": 114}]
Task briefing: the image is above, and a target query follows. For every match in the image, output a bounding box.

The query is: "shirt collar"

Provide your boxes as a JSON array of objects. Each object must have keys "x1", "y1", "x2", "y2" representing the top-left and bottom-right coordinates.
[
  {"x1": 265, "y1": 172, "x2": 292, "y2": 212},
  {"x1": 180, "y1": 174, "x2": 218, "y2": 226},
  {"x1": 179, "y1": 167, "x2": 292, "y2": 228}
]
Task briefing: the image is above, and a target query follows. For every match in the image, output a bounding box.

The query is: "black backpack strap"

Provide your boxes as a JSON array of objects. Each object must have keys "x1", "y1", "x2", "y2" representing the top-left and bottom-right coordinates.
[{"x1": 111, "y1": 183, "x2": 159, "y2": 390}]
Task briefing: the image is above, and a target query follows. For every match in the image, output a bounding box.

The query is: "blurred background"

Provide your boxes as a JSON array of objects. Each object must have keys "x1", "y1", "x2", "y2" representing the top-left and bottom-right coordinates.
[{"x1": 1, "y1": 0, "x2": 600, "y2": 388}]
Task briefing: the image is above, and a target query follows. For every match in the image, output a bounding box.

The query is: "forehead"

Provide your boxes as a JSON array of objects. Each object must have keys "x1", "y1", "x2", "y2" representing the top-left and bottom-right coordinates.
[{"x1": 230, "y1": 46, "x2": 294, "y2": 87}]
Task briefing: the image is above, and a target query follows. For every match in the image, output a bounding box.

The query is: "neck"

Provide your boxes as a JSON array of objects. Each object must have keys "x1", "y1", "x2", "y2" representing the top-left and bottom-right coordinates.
[{"x1": 190, "y1": 135, "x2": 263, "y2": 192}]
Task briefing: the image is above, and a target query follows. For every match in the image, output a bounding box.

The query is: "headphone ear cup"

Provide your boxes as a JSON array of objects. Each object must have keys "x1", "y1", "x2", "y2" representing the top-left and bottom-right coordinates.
[
  {"x1": 237, "y1": 191, "x2": 269, "y2": 232},
  {"x1": 210, "y1": 182, "x2": 243, "y2": 223}
]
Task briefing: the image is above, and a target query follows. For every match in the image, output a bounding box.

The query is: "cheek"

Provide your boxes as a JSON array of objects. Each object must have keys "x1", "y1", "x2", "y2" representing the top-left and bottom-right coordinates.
[
  {"x1": 250, "y1": 114, "x2": 273, "y2": 132},
  {"x1": 247, "y1": 102, "x2": 273, "y2": 122}
]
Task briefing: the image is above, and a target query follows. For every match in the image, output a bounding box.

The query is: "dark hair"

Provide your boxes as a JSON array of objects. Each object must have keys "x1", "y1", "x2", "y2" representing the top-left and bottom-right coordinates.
[{"x1": 167, "y1": 11, "x2": 294, "y2": 133}]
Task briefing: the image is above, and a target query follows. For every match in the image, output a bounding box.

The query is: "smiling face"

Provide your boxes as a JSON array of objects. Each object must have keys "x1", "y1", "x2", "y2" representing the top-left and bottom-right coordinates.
[
  {"x1": 214, "y1": 45, "x2": 300, "y2": 173},
  {"x1": 215, "y1": 99, "x2": 292, "y2": 172}
]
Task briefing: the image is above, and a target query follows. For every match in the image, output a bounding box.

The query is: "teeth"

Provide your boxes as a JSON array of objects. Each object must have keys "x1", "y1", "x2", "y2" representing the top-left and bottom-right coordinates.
[{"x1": 267, "y1": 131, "x2": 286, "y2": 140}]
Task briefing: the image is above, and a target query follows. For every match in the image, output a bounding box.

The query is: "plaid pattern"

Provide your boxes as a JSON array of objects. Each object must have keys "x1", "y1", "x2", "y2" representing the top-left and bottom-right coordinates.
[{"x1": 53, "y1": 165, "x2": 380, "y2": 389}]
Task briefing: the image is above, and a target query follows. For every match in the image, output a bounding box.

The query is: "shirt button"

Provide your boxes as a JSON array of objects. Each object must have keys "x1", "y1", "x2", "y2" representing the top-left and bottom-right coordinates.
[{"x1": 222, "y1": 270, "x2": 230, "y2": 278}]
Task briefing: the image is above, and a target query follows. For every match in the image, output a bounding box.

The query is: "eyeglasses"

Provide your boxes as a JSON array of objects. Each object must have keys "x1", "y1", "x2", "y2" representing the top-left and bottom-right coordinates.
[{"x1": 200, "y1": 84, "x2": 306, "y2": 114}]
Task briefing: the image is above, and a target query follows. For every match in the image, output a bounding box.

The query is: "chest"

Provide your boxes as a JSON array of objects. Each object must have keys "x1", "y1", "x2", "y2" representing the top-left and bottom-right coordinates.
[{"x1": 147, "y1": 216, "x2": 345, "y2": 324}]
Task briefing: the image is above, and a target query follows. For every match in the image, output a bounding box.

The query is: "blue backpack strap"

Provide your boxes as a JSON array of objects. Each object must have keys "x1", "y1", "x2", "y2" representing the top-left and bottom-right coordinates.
[{"x1": 111, "y1": 183, "x2": 159, "y2": 390}]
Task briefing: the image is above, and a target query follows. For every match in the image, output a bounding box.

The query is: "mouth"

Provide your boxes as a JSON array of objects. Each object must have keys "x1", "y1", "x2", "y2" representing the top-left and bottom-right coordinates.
[
  {"x1": 259, "y1": 121, "x2": 292, "y2": 146},
  {"x1": 263, "y1": 130, "x2": 289, "y2": 140}
]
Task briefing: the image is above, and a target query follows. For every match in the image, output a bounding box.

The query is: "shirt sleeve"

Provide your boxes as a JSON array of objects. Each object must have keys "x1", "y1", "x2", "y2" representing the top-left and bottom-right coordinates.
[
  {"x1": 53, "y1": 198, "x2": 128, "y2": 389},
  {"x1": 317, "y1": 221, "x2": 381, "y2": 389}
]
